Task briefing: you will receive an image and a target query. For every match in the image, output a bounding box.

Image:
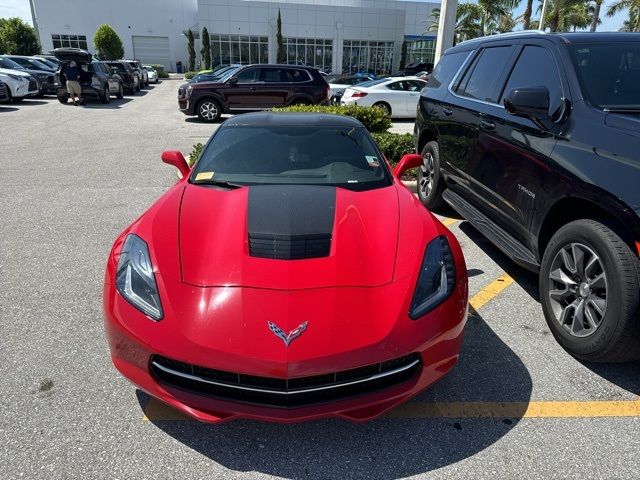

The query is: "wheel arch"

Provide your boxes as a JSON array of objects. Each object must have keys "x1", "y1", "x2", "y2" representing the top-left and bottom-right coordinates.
[
  {"x1": 416, "y1": 127, "x2": 438, "y2": 154},
  {"x1": 195, "y1": 95, "x2": 226, "y2": 113},
  {"x1": 536, "y1": 195, "x2": 640, "y2": 260}
]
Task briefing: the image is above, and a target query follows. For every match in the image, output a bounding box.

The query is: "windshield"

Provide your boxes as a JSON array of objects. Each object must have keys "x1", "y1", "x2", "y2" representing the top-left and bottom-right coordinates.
[
  {"x1": 37, "y1": 57, "x2": 58, "y2": 69},
  {"x1": 216, "y1": 66, "x2": 241, "y2": 81},
  {"x1": 107, "y1": 62, "x2": 125, "y2": 71},
  {"x1": 28, "y1": 58, "x2": 52, "y2": 70},
  {"x1": 570, "y1": 42, "x2": 640, "y2": 110},
  {"x1": 0, "y1": 57, "x2": 24, "y2": 70},
  {"x1": 191, "y1": 125, "x2": 391, "y2": 191}
]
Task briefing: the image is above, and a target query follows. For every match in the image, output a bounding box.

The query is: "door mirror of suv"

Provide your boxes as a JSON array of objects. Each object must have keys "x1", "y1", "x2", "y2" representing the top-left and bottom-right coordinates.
[
  {"x1": 111, "y1": 67, "x2": 118, "y2": 74},
  {"x1": 504, "y1": 87, "x2": 551, "y2": 126},
  {"x1": 227, "y1": 76, "x2": 238, "y2": 85},
  {"x1": 161, "y1": 150, "x2": 191, "y2": 178},
  {"x1": 393, "y1": 153, "x2": 423, "y2": 179}
]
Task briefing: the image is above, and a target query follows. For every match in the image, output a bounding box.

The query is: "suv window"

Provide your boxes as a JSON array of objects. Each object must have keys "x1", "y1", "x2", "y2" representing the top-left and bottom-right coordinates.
[
  {"x1": 457, "y1": 46, "x2": 514, "y2": 103},
  {"x1": 500, "y1": 46, "x2": 563, "y2": 116},
  {"x1": 260, "y1": 68, "x2": 286, "y2": 83},
  {"x1": 236, "y1": 67, "x2": 260, "y2": 83},
  {"x1": 285, "y1": 69, "x2": 310, "y2": 82},
  {"x1": 427, "y1": 51, "x2": 470, "y2": 89}
]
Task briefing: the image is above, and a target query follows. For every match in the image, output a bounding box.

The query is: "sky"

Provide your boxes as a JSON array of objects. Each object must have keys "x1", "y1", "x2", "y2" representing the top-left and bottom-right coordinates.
[{"x1": 0, "y1": 0, "x2": 629, "y2": 32}]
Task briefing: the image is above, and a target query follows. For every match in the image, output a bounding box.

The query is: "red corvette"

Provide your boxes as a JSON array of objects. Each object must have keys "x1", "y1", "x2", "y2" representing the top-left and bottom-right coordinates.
[{"x1": 103, "y1": 112, "x2": 468, "y2": 423}]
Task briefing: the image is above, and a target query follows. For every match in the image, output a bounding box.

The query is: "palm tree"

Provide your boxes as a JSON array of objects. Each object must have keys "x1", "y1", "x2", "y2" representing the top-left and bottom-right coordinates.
[
  {"x1": 607, "y1": 0, "x2": 640, "y2": 31},
  {"x1": 590, "y1": 0, "x2": 603, "y2": 31},
  {"x1": 538, "y1": 0, "x2": 591, "y2": 32},
  {"x1": 522, "y1": 0, "x2": 538, "y2": 29}
]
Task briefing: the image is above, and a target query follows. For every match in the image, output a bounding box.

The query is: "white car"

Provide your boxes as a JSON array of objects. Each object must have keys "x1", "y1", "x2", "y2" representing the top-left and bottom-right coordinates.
[
  {"x1": 143, "y1": 66, "x2": 158, "y2": 83},
  {"x1": 341, "y1": 77, "x2": 428, "y2": 118},
  {"x1": 0, "y1": 68, "x2": 38, "y2": 102}
]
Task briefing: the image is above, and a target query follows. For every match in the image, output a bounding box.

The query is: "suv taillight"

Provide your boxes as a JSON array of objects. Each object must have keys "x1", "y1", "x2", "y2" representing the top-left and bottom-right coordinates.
[
  {"x1": 324, "y1": 85, "x2": 330, "y2": 99},
  {"x1": 351, "y1": 91, "x2": 368, "y2": 98}
]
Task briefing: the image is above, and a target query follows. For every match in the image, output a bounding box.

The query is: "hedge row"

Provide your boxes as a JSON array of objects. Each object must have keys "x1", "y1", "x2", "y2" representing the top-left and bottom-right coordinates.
[
  {"x1": 274, "y1": 104, "x2": 391, "y2": 134},
  {"x1": 149, "y1": 64, "x2": 169, "y2": 78},
  {"x1": 184, "y1": 71, "x2": 198, "y2": 80}
]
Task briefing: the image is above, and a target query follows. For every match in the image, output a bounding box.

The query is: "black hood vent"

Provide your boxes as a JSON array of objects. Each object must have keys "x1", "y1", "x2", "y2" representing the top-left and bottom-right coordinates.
[{"x1": 247, "y1": 185, "x2": 336, "y2": 260}]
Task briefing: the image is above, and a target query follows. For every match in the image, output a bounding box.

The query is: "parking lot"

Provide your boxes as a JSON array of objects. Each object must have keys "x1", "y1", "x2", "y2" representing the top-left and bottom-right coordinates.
[{"x1": 1, "y1": 78, "x2": 639, "y2": 479}]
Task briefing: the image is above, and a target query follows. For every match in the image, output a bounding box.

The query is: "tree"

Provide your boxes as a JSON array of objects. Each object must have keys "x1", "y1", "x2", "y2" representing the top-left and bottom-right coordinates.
[
  {"x1": 201, "y1": 27, "x2": 211, "y2": 70},
  {"x1": 93, "y1": 24, "x2": 124, "y2": 60},
  {"x1": 522, "y1": 0, "x2": 536, "y2": 29},
  {"x1": 607, "y1": 0, "x2": 640, "y2": 31},
  {"x1": 590, "y1": 0, "x2": 603, "y2": 30},
  {"x1": 276, "y1": 10, "x2": 285, "y2": 63},
  {"x1": 187, "y1": 29, "x2": 195, "y2": 71},
  {"x1": 399, "y1": 41, "x2": 408, "y2": 70},
  {"x1": 0, "y1": 17, "x2": 40, "y2": 55},
  {"x1": 538, "y1": 0, "x2": 592, "y2": 32}
]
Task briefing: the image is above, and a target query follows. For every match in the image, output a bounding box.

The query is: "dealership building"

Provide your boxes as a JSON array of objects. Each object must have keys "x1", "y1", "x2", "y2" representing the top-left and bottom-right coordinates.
[{"x1": 30, "y1": 0, "x2": 438, "y2": 74}]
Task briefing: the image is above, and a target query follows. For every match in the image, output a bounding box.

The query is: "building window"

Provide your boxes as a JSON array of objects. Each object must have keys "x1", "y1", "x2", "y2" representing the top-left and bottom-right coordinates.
[
  {"x1": 342, "y1": 40, "x2": 394, "y2": 75},
  {"x1": 406, "y1": 39, "x2": 436, "y2": 66},
  {"x1": 283, "y1": 38, "x2": 332, "y2": 73},
  {"x1": 52, "y1": 34, "x2": 88, "y2": 50},
  {"x1": 210, "y1": 35, "x2": 268, "y2": 66}
]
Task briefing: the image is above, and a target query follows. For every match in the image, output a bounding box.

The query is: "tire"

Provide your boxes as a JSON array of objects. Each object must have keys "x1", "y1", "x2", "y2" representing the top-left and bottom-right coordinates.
[
  {"x1": 539, "y1": 219, "x2": 640, "y2": 362},
  {"x1": 57, "y1": 95, "x2": 68, "y2": 104},
  {"x1": 196, "y1": 98, "x2": 221, "y2": 122},
  {"x1": 416, "y1": 141, "x2": 446, "y2": 210},
  {"x1": 101, "y1": 86, "x2": 110, "y2": 104},
  {"x1": 290, "y1": 98, "x2": 311, "y2": 106},
  {"x1": 373, "y1": 101, "x2": 391, "y2": 116},
  {"x1": 136, "y1": 79, "x2": 141, "y2": 92},
  {"x1": 116, "y1": 83, "x2": 124, "y2": 99}
]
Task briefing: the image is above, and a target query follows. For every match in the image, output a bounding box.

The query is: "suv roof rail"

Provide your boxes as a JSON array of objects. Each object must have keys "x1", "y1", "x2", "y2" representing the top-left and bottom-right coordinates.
[{"x1": 457, "y1": 30, "x2": 547, "y2": 46}]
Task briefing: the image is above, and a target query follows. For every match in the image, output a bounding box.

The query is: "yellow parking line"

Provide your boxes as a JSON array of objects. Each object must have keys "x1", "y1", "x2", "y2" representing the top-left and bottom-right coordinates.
[
  {"x1": 469, "y1": 274, "x2": 514, "y2": 312},
  {"x1": 143, "y1": 397, "x2": 640, "y2": 422},
  {"x1": 441, "y1": 217, "x2": 458, "y2": 227}
]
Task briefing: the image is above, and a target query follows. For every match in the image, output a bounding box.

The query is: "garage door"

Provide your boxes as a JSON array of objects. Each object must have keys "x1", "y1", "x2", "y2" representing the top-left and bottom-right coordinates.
[{"x1": 132, "y1": 36, "x2": 171, "y2": 71}]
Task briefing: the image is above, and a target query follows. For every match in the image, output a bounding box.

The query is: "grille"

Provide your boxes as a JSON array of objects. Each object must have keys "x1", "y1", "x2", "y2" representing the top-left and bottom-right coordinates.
[
  {"x1": 150, "y1": 353, "x2": 421, "y2": 408},
  {"x1": 249, "y1": 233, "x2": 331, "y2": 260},
  {"x1": 28, "y1": 80, "x2": 37, "y2": 91}
]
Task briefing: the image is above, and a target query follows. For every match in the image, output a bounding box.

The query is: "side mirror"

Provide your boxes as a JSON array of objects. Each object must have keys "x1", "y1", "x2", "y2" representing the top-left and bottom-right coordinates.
[
  {"x1": 504, "y1": 87, "x2": 551, "y2": 128},
  {"x1": 393, "y1": 153, "x2": 423, "y2": 179},
  {"x1": 111, "y1": 67, "x2": 118, "y2": 74},
  {"x1": 227, "y1": 76, "x2": 238, "y2": 85},
  {"x1": 161, "y1": 150, "x2": 191, "y2": 178}
]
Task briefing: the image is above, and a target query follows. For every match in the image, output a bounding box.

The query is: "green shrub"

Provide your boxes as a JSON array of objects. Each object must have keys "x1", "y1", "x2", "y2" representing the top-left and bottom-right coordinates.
[
  {"x1": 150, "y1": 64, "x2": 169, "y2": 78},
  {"x1": 184, "y1": 71, "x2": 198, "y2": 80},
  {"x1": 188, "y1": 142, "x2": 204, "y2": 167},
  {"x1": 371, "y1": 132, "x2": 415, "y2": 174},
  {"x1": 274, "y1": 104, "x2": 391, "y2": 133},
  {"x1": 93, "y1": 24, "x2": 124, "y2": 60}
]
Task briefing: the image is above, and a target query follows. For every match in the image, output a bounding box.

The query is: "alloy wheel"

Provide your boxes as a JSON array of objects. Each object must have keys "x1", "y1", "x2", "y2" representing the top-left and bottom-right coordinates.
[
  {"x1": 200, "y1": 101, "x2": 218, "y2": 121},
  {"x1": 419, "y1": 152, "x2": 435, "y2": 198},
  {"x1": 548, "y1": 242, "x2": 608, "y2": 338}
]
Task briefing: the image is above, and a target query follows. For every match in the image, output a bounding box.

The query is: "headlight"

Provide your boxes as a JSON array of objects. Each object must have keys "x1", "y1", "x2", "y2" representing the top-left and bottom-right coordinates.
[
  {"x1": 185, "y1": 85, "x2": 193, "y2": 98},
  {"x1": 115, "y1": 234, "x2": 163, "y2": 320},
  {"x1": 35, "y1": 73, "x2": 48, "y2": 79},
  {"x1": 8, "y1": 74, "x2": 25, "y2": 81},
  {"x1": 409, "y1": 235, "x2": 456, "y2": 319}
]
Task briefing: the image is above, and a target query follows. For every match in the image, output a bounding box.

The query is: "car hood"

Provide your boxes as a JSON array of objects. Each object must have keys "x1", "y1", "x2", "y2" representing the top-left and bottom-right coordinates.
[
  {"x1": 178, "y1": 184, "x2": 400, "y2": 289},
  {"x1": 52, "y1": 48, "x2": 92, "y2": 64},
  {"x1": 0, "y1": 68, "x2": 31, "y2": 78}
]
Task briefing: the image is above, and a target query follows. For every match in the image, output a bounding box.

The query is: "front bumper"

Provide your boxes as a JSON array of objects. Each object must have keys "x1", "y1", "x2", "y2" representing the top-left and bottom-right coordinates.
[
  {"x1": 178, "y1": 98, "x2": 193, "y2": 114},
  {"x1": 104, "y1": 278, "x2": 467, "y2": 424}
]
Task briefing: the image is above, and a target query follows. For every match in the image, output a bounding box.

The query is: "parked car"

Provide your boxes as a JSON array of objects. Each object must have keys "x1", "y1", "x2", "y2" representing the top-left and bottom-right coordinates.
[
  {"x1": 143, "y1": 65, "x2": 158, "y2": 84},
  {"x1": 123, "y1": 59, "x2": 147, "y2": 87},
  {"x1": 0, "y1": 67, "x2": 38, "y2": 102},
  {"x1": 415, "y1": 31, "x2": 640, "y2": 362},
  {"x1": 395, "y1": 62, "x2": 433, "y2": 77},
  {"x1": 326, "y1": 74, "x2": 377, "y2": 104},
  {"x1": 178, "y1": 64, "x2": 330, "y2": 122},
  {"x1": 53, "y1": 48, "x2": 124, "y2": 104},
  {"x1": 103, "y1": 111, "x2": 468, "y2": 423},
  {"x1": 105, "y1": 61, "x2": 139, "y2": 94},
  {"x1": 1, "y1": 55, "x2": 58, "y2": 95},
  {"x1": 35, "y1": 55, "x2": 61, "y2": 69},
  {"x1": 188, "y1": 65, "x2": 242, "y2": 83},
  {"x1": 341, "y1": 77, "x2": 427, "y2": 117},
  {"x1": 0, "y1": 80, "x2": 9, "y2": 103}
]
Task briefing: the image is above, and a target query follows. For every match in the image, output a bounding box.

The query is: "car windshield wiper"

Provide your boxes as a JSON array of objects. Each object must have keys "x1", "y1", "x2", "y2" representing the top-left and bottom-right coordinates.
[{"x1": 192, "y1": 179, "x2": 243, "y2": 189}]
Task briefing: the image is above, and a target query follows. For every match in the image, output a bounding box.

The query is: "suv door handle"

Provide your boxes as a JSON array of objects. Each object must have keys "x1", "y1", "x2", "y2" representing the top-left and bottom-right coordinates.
[
  {"x1": 481, "y1": 120, "x2": 496, "y2": 130},
  {"x1": 442, "y1": 107, "x2": 453, "y2": 116}
]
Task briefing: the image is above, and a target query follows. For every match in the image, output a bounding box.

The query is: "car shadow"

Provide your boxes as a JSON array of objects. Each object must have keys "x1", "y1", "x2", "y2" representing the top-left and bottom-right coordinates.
[
  {"x1": 457, "y1": 221, "x2": 640, "y2": 396},
  {"x1": 139, "y1": 310, "x2": 533, "y2": 479},
  {"x1": 184, "y1": 115, "x2": 231, "y2": 124},
  {"x1": 81, "y1": 98, "x2": 134, "y2": 109},
  {"x1": 0, "y1": 106, "x2": 19, "y2": 112},
  {"x1": 13, "y1": 99, "x2": 49, "y2": 106}
]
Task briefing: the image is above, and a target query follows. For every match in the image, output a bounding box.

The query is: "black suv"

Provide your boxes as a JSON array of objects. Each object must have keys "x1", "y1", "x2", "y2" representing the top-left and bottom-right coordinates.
[
  {"x1": 53, "y1": 48, "x2": 124, "y2": 103},
  {"x1": 414, "y1": 32, "x2": 640, "y2": 362},
  {"x1": 178, "y1": 64, "x2": 330, "y2": 122},
  {"x1": 105, "y1": 61, "x2": 139, "y2": 94}
]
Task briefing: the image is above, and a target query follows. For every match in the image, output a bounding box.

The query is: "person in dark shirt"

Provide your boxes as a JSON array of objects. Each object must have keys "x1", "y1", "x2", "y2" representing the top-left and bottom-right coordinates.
[{"x1": 65, "y1": 61, "x2": 83, "y2": 105}]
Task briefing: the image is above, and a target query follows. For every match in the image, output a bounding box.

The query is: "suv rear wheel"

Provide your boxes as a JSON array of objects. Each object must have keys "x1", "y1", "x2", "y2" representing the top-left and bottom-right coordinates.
[
  {"x1": 417, "y1": 141, "x2": 445, "y2": 210},
  {"x1": 101, "y1": 86, "x2": 110, "y2": 104},
  {"x1": 197, "y1": 98, "x2": 221, "y2": 122},
  {"x1": 116, "y1": 83, "x2": 124, "y2": 99},
  {"x1": 540, "y1": 219, "x2": 640, "y2": 362}
]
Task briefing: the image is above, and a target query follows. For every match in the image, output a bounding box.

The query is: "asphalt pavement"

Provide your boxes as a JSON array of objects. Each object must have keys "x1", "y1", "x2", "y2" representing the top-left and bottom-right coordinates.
[{"x1": 1, "y1": 80, "x2": 639, "y2": 480}]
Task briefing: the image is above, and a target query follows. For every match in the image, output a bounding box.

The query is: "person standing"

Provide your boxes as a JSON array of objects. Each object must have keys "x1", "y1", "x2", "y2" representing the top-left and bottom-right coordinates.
[{"x1": 65, "y1": 61, "x2": 83, "y2": 105}]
